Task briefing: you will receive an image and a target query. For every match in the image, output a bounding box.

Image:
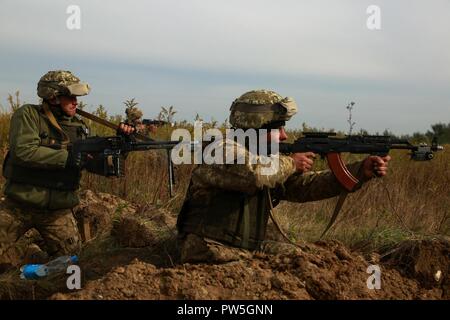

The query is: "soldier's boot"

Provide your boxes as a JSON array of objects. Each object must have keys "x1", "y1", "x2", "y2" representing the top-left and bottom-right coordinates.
[
  {"x1": 179, "y1": 233, "x2": 252, "y2": 264},
  {"x1": 33, "y1": 209, "x2": 82, "y2": 258}
]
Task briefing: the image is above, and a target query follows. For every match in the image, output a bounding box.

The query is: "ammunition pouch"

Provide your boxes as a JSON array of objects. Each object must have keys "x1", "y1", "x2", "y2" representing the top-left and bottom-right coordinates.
[
  {"x1": 177, "y1": 189, "x2": 271, "y2": 251},
  {"x1": 3, "y1": 152, "x2": 81, "y2": 191}
]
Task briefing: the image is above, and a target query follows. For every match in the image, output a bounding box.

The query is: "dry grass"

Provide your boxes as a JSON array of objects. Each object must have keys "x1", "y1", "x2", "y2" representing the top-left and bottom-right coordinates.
[
  {"x1": 0, "y1": 101, "x2": 449, "y2": 255},
  {"x1": 274, "y1": 148, "x2": 450, "y2": 252}
]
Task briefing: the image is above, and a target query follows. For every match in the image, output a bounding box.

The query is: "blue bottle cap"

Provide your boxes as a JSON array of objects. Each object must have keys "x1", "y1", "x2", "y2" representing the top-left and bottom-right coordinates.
[
  {"x1": 70, "y1": 255, "x2": 79, "y2": 264},
  {"x1": 21, "y1": 264, "x2": 42, "y2": 280}
]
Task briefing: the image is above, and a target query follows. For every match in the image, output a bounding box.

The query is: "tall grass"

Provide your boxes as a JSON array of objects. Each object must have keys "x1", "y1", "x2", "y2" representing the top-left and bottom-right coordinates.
[
  {"x1": 274, "y1": 148, "x2": 450, "y2": 251},
  {"x1": 0, "y1": 96, "x2": 448, "y2": 253}
]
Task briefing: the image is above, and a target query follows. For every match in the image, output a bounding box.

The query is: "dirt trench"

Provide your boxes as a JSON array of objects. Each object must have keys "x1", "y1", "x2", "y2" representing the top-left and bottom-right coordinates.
[
  {"x1": 49, "y1": 237, "x2": 448, "y2": 300},
  {"x1": 2, "y1": 190, "x2": 448, "y2": 300}
]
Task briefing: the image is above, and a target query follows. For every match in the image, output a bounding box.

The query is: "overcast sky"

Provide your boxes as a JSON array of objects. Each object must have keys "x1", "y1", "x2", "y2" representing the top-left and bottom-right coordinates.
[{"x1": 0, "y1": 0, "x2": 449, "y2": 134}]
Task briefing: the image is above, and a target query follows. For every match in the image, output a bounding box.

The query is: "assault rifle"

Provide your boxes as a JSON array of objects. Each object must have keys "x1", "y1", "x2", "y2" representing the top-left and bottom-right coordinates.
[
  {"x1": 142, "y1": 119, "x2": 172, "y2": 127},
  {"x1": 73, "y1": 135, "x2": 196, "y2": 197},
  {"x1": 74, "y1": 109, "x2": 185, "y2": 196},
  {"x1": 279, "y1": 132, "x2": 444, "y2": 191},
  {"x1": 278, "y1": 131, "x2": 444, "y2": 237}
]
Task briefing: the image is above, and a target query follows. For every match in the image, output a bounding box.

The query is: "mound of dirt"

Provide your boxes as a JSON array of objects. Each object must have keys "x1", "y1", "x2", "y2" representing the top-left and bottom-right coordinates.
[
  {"x1": 3, "y1": 190, "x2": 448, "y2": 300},
  {"x1": 381, "y1": 239, "x2": 449, "y2": 290},
  {"x1": 74, "y1": 190, "x2": 138, "y2": 240},
  {"x1": 112, "y1": 208, "x2": 176, "y2": 248},
  {"x1": 51, "y1": 239, "x2": 449, "y2": 300}
]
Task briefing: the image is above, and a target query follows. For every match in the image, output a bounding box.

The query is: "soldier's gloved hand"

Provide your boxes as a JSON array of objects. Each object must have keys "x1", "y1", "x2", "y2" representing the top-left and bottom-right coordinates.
[{"x1": 66, "y1": 140, "x2": 89, "y2": 169}]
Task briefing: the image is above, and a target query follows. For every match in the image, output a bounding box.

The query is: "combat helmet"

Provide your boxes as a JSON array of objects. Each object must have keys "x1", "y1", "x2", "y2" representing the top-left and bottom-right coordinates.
[
  {"x1": 229, "y1": 89, "x2": 297, "y2": 129},
  {"x1": 37, "y1": 70, "x2": 90, "y2": 100},
  {"x1": 125, "y1": 106, "x2": 143, "y2": 124}
]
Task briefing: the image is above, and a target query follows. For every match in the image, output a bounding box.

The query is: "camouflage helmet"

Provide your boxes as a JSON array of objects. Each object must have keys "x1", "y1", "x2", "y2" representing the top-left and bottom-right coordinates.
[
  {"x1": 37, "y1": 70, "x2": 90, "y2": 100},
  {"x1": 229, "y1": 89, "x2": 297, "y2": 129},
  {"x1": 125, "y1": 106, "x2": 143, "y2": 124}
]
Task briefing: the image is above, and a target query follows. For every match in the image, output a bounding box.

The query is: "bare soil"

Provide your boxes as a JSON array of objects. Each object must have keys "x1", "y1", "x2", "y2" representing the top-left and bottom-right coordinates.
[
  {"x1": 2, "y1": 191, "x2": 448, "y2": 300},
  {"x1": 49, "y1": 238, "x2": 448, "y2": 300}
]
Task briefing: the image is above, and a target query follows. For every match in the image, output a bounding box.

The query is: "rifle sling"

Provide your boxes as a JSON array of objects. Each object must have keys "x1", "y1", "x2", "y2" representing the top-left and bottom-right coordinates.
[
  {"x1": 319, "y1": 191, "x2": 349, "y2": 239},
  {"x1": 42, "y1": 103, "x2": 70, "y2": 147},
  {"x1": 320, "y1": 162, "x2": 366, "y2": 239},
  {"x1": 266, "y1": 188, "x2": 304, "y2": 250},
  {"x1": 241, "y1": 197, "x2": 250, "y2": 249}
]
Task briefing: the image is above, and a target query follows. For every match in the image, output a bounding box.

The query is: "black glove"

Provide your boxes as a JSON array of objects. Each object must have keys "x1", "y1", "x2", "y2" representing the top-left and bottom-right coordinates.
[{"x1": 66, "y1": 140, "x2": 88, "y2": 169}]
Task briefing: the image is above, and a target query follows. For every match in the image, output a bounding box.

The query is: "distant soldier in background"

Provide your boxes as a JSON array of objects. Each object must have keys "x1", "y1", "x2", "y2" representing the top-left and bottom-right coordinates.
[{"x1": 125, "y1": 106, "x2": 158, "y2": 138}]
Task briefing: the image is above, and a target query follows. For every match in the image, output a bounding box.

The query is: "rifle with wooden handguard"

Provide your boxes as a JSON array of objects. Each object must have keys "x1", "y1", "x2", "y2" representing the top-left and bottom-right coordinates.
[{"x1": 279, "y1": 132, "x2": 444, "y2": 191}]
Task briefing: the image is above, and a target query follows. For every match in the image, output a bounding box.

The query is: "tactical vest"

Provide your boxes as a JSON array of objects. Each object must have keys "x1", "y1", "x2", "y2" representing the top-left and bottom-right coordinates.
[
  {"x1": 3, "y1": 104, "x2": 88, "y2": 191},
  {"x1": 177, "y1": 186, "x2": 279, "y2": 251}
]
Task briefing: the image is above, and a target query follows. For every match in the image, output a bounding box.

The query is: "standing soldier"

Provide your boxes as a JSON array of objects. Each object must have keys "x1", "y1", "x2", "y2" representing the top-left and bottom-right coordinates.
[
  {"x1": 176, "y1": 89, "x2": 391, "y2": 263},
  {"x1": 0, "y1": 70, "x2": 134, "y2": 270}
]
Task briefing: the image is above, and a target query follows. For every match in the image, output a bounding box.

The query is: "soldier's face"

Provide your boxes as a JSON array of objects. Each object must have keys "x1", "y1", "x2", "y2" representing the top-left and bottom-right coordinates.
[
  {"x1": 267, "y1": 127, "x2": 288, "y2": 143},
  {"x1": 59, "y1": 95, "x2": 78, "y2": 116}
]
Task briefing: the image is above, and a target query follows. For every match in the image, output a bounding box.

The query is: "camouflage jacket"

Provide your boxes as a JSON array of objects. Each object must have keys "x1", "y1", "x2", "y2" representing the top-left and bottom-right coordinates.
[
  {"x1": 2, "y1": 104, "x2": 88, "y2": 210},
  {"x1": 177, "y1": 137, "x2": 366, "y2": 250}
]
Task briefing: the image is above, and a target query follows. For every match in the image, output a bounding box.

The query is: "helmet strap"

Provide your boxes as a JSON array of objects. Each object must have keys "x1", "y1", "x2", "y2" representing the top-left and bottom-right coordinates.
[{"x1": 261, "y1": 121, "x2": 285, "y2": 129}]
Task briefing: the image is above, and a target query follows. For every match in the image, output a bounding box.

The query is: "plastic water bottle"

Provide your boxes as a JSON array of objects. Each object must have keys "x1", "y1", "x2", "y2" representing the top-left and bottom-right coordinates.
[{"x1": 20, "y1": 255, "x2": 78, "y2": 280}]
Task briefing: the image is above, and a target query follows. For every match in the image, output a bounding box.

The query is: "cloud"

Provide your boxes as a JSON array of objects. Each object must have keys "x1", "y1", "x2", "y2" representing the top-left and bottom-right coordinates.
[
  {"x1": 2, "y1": 0, "x2": 448, "y2": 81},
  {"x1": 0, "y1": 0, "x2": 449, "y2": 134}
]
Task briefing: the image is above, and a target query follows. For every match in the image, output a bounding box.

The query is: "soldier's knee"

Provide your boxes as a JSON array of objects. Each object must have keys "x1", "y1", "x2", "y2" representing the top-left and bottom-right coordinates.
[
  {"x1": 0, "y1": 243, "x2": 29, "y2": 270},
  {"x1": 0, "y1": 206, "x2": 29, "y2": 269},
  {"x1": 38, "y1": 210, "x2": 82, "y2": 257},
  {"x1": 45, "y1": 233, "x2": 81, "y2": 257},
  {"x1": 0, "y1": 205, "x2": 26, "y2": 243}
]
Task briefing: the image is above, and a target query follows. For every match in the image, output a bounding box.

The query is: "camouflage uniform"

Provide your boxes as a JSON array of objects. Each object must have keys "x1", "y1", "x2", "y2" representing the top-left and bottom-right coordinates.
[
  {"x1": 125, "y1": 106, "x2": 143, "y2": 127},
  {"x1": 177, "y1": 90, "x2": 366, "y2": 263},
  {"x1": 0, "y1": 71, "x2": 90, "y2": 268},
  {"x1": 125, "y1": 106, "x2": 151, "y2": 136},
  {"x1": 0, "y1": 198, "x2": 80, "y2": 267}
]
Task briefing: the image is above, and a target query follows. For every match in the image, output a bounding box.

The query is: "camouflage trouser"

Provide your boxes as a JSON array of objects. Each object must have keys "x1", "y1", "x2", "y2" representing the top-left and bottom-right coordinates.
[
  {"x1": 178, "y1": 233, "x2": 253, "y2": 264},
  {"x1": 0, "y1": 197, "x2": 81, "y2": 268}
]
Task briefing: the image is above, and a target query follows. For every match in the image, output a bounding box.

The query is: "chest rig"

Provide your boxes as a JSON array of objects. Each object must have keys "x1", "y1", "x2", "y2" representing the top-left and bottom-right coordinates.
[
  {"x1": 177, "y1": 184, "x2": 280, "y2": 251},
  {"x1": 3, "y1": 104, "x2": 89, "y2": 191}
]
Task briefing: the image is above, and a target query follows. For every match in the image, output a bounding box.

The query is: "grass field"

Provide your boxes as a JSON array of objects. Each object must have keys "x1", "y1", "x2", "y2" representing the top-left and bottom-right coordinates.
[{"x1": 0, "y1": 100, "x2": 448, "y2": 254}]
